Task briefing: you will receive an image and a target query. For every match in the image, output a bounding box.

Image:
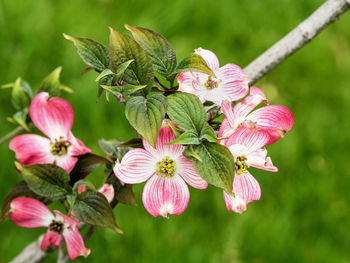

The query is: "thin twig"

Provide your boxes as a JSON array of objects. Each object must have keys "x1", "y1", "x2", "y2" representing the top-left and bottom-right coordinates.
[
  {"x1": 57, "y1": 243, "x2": 65, "y2": 263},
  {"x1": 244, "y1": 0, "x2": 350, "y2": 85},
  {"x1": 0, "y1": 126, "x2": 24, "y2": 145},
  {"x1": 8, "y1": 1, "x2": 350, "y2": 262}
]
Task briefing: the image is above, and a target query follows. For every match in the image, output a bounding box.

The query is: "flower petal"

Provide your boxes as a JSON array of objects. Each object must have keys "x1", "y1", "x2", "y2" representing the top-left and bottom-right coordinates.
[
  {"x1": 9, "y1": 134, "x2": 54, "y2": 166},
  {"x1": 29, "y1": 92, "x2": 74, "y2": 140},
  {"x1": 9, "y1": 197, "x2": 54, "y2": 228},
  {"x1": 177, "y1": 155, "x2": 208, "y2": 189},
  {"x1": 177, "y1": 71, "x2": 202, "y2": 97},
  {"x1": 53, "y1": 210, "x2": 79, "y2": 231},
  {"x1": 226, "y1": 126, "x2": 270, "y2": 153},
  {"x1": 223, "y1": 192, "x2": 247, "y2": 214},
  {"x1": 114, "y1": 148, "x2": 156, "y2": 184},
  {"x1": 233, "y1": 171, "x2": 261, "y2": 203},
  {"x1": 142, "y1": 174, "x2": 190, "y2": 218},
  {"x1": 67, "y1": 132, "x2": 91, "y2": 156},
  {"x1": 98, "y1": 184, "x2": 115, "y2": 203},
  {"x1": 54, "y1": 155, "x2": 78, "y2": 173},
  {"x1": 247, "y1": 148, "x2": 278, "y2": 172},
  {"x1": 40, "y1": 229, "x2": 62, "y2": 250},
  {"x1": 212, "y1": 63, "x2": 249, "y2": 103},
  {"x1": 143, "y1": 124, "x2": 185, "y2": 160},
  {"x1": 63, "y1": 227, "x2": 90, "y2": 260},
  {"x1": 247, "y1": 105, "x2": 294, "y2": 145},
  {"x1": 218, "y1": 101, "x2": 235, "y2": 139},
  {"x1": 195, "y1": 48, "x2": 220, "y2": 70}
]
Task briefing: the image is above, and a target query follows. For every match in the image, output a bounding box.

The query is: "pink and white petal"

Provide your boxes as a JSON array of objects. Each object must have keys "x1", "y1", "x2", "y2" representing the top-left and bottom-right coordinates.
[
  {"x1": 233, "y1": 171, "x2": 261, "y2": 204},
  {"x1": 98, "y1": 184, "x2": 115, "y2": 203},
  {"x1": 9, "y1": 134, "x2": 54, "y2": 166},
  {"x1": 214, "y1": 64, "x2": 249, "y2": 102},
  {"x1": 143, "y1": 125, "x2": 185, "y2": 160},
  {"x1": 247, "y1": 105, "x2": 294, "y2": 144},
  {"x1": 248, "y1": 149, "x2": 278, "y2": 172},
  {"x1": 177, "y1": 155, "x2": 208, "y2": 189},
  {"x1": 40, "y1": 229, "x2": 62, "y2": 250},
  {"x1": 29, "y1": 92, "x2": 74, "y2": 140},
  {"x1": 77, "y1": 185, "x2": 87, "y2": 194},
  {"x1": 114, "y1": 148, "x2": 156, "y2": 184},
  {"x1": 54, "y1": 155, "x2": 78, "y2": 173},
  {"x1": 142, "y1": 174, "x2": 190, "y2": 218},
  {"x1": 226, "y1": 126, "x2": 270, "y2": 153},
  {"x1": 195, "y1": 48, "x2": 220, "y2": 70},
  {"x1": 9, "y1": 197, "x2": 54, "y2": 228},
  {"x1": 219, "y1": 101, "x2": 236, "y2": 137},
  {"x1": 177, "y1": 72, "x2": 202, "y2": 94},
  {"x1": 63, "y1": 228, "x2": 90, "y2": 260},
  {"x1": 223, "y1": 191, "x2": 247, "y2": 214},
  {"x1": 67, "y1": 132, "x2": 91, "y2": 156},
  {"x1": 53, "y1": 210, "x2": 79, "y2": 231}
]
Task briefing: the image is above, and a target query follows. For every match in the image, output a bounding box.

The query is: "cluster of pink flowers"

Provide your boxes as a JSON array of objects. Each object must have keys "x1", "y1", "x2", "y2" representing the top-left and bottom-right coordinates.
[{"x1": 114, "y1": 48, "x2": 294, "y2": 217}]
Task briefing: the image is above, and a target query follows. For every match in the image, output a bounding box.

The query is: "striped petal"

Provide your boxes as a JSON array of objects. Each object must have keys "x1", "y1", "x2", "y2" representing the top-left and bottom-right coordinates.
[
  {"x1": 29, "y1": 92, "x2": 74, "y2": 140},
  {"x1": 143, "y1": 124, "x2": 185, "y2": 160},
  {"x1": 63, "y1": 227, "x2": 90, "y2": 260},
  {"x1": 195, "y1": 48, "x2": 220, "y2": 70},
  {"x1": 40, "y1": 229, "x2": 62, "y2": 250},
  {"x1": 67, "y1": 132, "x2": 91, "y2": 156},
  {"x1": 9, "y1": 134, "x2": 54, "y2": 166},
  {"x1": 9, "y1": 197, "x2": 54, "y2": 228},
  {"x1": 177, "y1": 155, "x2": 208, "y2": 189},
  {"x1": 223, "y1": 171, "x2": 261, "y2": 213},
  {"x1": 142, "y1": 174, "x2": 190, "y2": 218},
  {"x1": 226, "y1": 126, "x2": 270, "y2": 153},
  {"x1": 247, "y1": 105, "x2": 294, "y2": 145},
  {"x1": 177, "y1": 71, "x2": 203, "y2": 99},
  {"x1": 114, "y1": 148, "x2": 156, "y2": 184},
  {"x1": 247, "y1": 148, "x2": 278, "y2": 172},
  {"x1": 54, "y1": 155, "x2": 78, "y2": 173}
]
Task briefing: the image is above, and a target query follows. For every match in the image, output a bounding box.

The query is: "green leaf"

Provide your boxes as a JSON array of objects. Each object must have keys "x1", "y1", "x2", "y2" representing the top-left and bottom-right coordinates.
[
  {"x1": 12, "y1": 108, "x2": 30, "y2": 131},
  {"x1": 0, "y1": 181, "x2": 50, "y2": 222},
  {"x1": 183, "y1": 145, "x2": 202, "y2": 162},
  {"x1": 167, "y1": 121, "x2": 184, "y2": 138},
  {"x1": 168, "y1": 129, "x2": 200, "y2": 145},
  {"x1": 106, "y1": 174, "x2": 136, "y2": 206},
  {"x1": 63, "y1": 34, "x2": 109, "y2": 73},
  {"x1": 200, "y1": 123, "x2": 218, "y2": 142},
  {"x1": 11, "y1": 77, "x2": 32, "y2": 110},
  {"x1": 17, "y1": 163, "x2": 72, "y2": 200},
  {"x1": 98, "y1": 139, "x2": 122, "y2": 157},
  {"x1": 100, "y1": 84, "x2": 146, "y2": 98},
  {"x1": 125, "y1": 24, "x2": 177, "y2": 78},
  {"x1": 109, "y1": 27, "x2": 154, "y2": 89},
  {"x1": 169, "y1": 53, "x2": 215, "y2": 80},
  {"x1": 37, "y1": 67, "x2": 72, "y2": 96},
  {"x1": 184, "y1": 141, "x2": 235, "y2": 193},
  {"x1": 118, "y1": 138, "x2": 143, "y2": 148},
  {"x1": 125, "y1": 93, "x2": 167, "y2": 147},
  {"x1": 73, "y1": 190, "x2": 122, "y2": 233},
  {"x1": 167, "y1": 92, "x2": 207, "y2": 132},
  {"x1": 69, "y1": 153, "x2": 111, "y2": 184}
]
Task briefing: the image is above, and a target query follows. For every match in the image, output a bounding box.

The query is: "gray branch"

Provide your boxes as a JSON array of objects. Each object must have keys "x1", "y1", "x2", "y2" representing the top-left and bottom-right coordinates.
[
  {"x1": 8, "y1": 0, "x2": 350, "y2": 262},
  {"x1": 244, "y1": 0, "x2": 350, "y2": 85}
]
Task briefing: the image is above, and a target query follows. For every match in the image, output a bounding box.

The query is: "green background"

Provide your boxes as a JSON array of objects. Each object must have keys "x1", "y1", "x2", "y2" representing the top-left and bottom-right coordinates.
[{"x1": 1, "y1": 0, "x2": 350, "y2": 262}]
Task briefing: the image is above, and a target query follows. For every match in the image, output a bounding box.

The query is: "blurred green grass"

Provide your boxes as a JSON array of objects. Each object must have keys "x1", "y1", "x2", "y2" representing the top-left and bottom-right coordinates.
[{"x1": 0, "y1": 0, "x2": 350, "y2": 262}]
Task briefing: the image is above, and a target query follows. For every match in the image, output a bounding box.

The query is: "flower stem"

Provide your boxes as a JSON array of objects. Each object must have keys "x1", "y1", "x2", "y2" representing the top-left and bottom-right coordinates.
[{"x1": 0, "y1": 126, "x2": 24, "y2": 145}]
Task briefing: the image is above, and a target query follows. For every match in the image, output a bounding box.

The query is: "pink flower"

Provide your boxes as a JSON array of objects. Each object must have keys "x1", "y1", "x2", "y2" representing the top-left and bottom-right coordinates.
[
  {"x1": 10, "y1": 92, "x2": 90, "y2": 172},
  {"x1": 177, "y1": 48, "x2": 249, "y2": 104},
  {"x1": 9, "y1": 197, "x2": 90, "y2": 260},
  {"x1": 219, "y1": 86, "x2": 294, "y2": 145},
  {"x1": 222, "y1": 127, "x2": 278, "y2": 213},
  {"x1": 113, "y1": 124, "x2": 208, "y2": 218},
  {"x1": 77, "y1": 184, "x2": 115, "y2": 203}
]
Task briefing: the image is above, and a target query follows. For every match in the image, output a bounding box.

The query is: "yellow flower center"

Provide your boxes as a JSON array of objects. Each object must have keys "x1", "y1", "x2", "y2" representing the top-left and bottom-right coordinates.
[
  {"x1": 156, "y1": 156, "x2": 177, "y2": 178},
  {"x1": 50, "y1": 137, "x2": 71, "y2": 156},
  {"x1": 235, "y1": 155, "x2": 249, "y2": 175},
  {"x1": 204, "y1": 76, "x2": 221, "y2": 90},
  {"x1": 49, "y1": 220, "x2": 64, "y2": 234}
]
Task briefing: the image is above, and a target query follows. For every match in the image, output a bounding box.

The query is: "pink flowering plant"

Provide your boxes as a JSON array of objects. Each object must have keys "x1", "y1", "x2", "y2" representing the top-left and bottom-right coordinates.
[{"x1": 0, "y1": 25, "x2": 294, "y2": 261}]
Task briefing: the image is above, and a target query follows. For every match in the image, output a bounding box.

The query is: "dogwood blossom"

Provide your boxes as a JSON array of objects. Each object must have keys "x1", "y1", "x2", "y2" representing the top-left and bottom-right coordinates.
[
  {"x1": 114, "y1": 124, "x2": 208, "y2": 218},
  {"x1": 222, "y1": 127, "x2": 278, "y2": 213},
  {"x1": 8, "y1": 197, "x2": 90, "y2": 260},
  {"x1": 177, "y1": 48, "x2": 249, "y2": 104},
  {"x1": 10, "y1": 92, "x2": 90, "y2": 172},
  {"x1": 219, "y1": 86, "x2": 294, "y2": 145}
]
